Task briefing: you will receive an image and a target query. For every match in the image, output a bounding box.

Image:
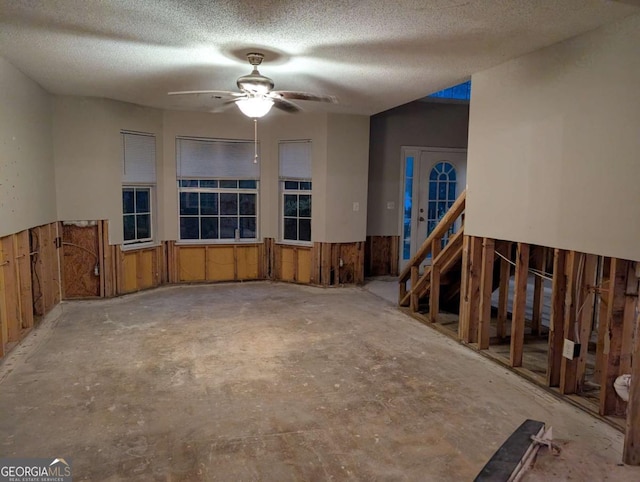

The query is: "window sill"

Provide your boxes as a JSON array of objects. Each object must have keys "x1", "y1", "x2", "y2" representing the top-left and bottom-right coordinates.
[
  {"x1": 276, "y1": 241, "x2": 313, "y2": 248},
  {"x1": 121, "y1": 241, "x2": 161, "y2": 252},
  {"x1": 175, "y1": 239, "x2": 262, "y2": 246}
]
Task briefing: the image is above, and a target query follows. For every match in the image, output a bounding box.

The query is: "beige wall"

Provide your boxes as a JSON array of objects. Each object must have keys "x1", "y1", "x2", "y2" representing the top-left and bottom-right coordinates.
[
  {"x1": 367, "y1": 101, "x2": 470, "y2": 236},
  {"x1": 325, "y1": 114, "x2": 370, "y2": 243},
  {"x1": 52, "y1": 99, "x2": 368, "y2": 245},
  {"x1": 53, "y1": 97, "x2": 163, "y2": 244},
  {"x1": 0, "y1": 58, "x2": 56, "y2": 237},
  {"x1": 466, "y1": 14, "x2": 640, "y2": 261}
]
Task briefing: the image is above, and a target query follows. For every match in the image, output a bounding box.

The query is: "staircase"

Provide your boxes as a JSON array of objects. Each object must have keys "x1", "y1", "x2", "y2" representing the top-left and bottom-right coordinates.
[{"x1": 398, "y1": 190, "x2": 466, "y2": 321}]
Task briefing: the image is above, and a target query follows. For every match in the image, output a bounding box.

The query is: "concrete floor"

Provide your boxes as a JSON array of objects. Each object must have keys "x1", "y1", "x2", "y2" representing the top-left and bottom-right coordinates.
[{"x1": 0, "y1": 282, "x2": 638, "y2": 481}]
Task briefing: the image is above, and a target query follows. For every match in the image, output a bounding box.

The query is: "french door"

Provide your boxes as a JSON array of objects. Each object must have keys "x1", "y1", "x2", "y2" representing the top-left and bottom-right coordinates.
[{"x1": 399, "y1": 147, "x2": 467, "y2": 271}]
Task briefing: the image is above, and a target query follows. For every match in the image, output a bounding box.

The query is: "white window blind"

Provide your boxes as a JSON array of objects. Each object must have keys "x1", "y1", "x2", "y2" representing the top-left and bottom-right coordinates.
[
  {"x1": 177, "y1": 138, "x2": 259, "y2": 179},
  {"x1": 122, "y1": 132, "x2": 156, "y2": 183},
  {"x1": 279, "y1": 140, "x2": 312, "y2": 180}
]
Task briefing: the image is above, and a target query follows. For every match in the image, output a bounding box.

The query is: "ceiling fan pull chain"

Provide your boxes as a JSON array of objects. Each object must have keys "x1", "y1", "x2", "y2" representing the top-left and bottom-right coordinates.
[{"x1": 254, "y1": 118, "x2": 258, "y2": 164}]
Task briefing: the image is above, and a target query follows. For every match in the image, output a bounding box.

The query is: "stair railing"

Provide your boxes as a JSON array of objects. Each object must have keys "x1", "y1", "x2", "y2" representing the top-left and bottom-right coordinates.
[{"x1": 399, "y1": 190, "x2": 466, "y2": 309}]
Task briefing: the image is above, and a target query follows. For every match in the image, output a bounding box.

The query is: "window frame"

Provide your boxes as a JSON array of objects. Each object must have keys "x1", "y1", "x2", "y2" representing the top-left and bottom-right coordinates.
[
  {"x1": 177, "y1": 178, "x2": 260, "y2": 244},
  {"x1": 280, "y1": 179, "x2": 312, "y2": 246},
  {"x1": 122, "y1": 185, "x2": 154, "y2": 247}
]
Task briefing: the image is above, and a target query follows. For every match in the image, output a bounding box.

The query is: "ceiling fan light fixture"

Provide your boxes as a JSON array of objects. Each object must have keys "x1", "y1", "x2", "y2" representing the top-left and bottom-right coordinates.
[{"x1": 235, "y1": 96, "x2": 274, "y2": 118}]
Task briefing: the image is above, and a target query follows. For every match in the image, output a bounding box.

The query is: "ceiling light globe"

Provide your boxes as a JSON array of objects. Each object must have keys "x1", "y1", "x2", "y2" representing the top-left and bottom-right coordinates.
[{"x1": 235, "y1": 97, "x2": 274, "y2": 118}]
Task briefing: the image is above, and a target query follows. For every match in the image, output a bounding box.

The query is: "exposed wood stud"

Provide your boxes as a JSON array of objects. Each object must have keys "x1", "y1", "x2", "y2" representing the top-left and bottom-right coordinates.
[
  {"x1": 623, "y1": 282, "x2": 640, "y2": 465},
  {"x1": 593, "y1": 257, "x2": 611, "y2": 380},
  {"x1": 547, "y1": 249, "x2": 567, "y2": 387},
  {"x1": 478, "y1": 238, "x2": 495, "y2": 350},
  {"x1": 458, "y1": 235, "x2": 471, "y2": 341},
  {"x1": 560, "y1": 251, "x2": 580, "y2": 395},
  {"x1": 410, "y1": 266, "x2": 419, "y2": 312},
  {"x1": 467, "y1": 236, "x2": 483, "y2": 344},
  {"x1": 576, "y1": 254, "x2": 598, "y2": 392},
  {"x1": 510, "y1": 242, "x2": 530, "y2": 368},
  {"x1": 497, "y1": 241, "x2": 512, "y2": 340},
  {"x1": 531, "y1": 246, "x2": 544, "y2": 336},
  {"x1": 599, "y1": 258, "x2": 628, "y2": 415}
]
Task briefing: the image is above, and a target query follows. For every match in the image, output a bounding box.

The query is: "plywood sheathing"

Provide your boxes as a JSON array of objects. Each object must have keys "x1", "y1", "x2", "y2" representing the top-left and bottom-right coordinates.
[
  {"x1": 365, "y1": 236, "x2": 399, "y2": 277},
  {"x1": 62, "y1": 223, "x2": 100, "y2": 298}
]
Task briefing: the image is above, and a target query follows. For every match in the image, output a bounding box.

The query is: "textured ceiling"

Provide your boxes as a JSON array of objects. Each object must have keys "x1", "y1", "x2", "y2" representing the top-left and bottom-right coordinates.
[{"x1": 0, "y1": 0, "x2": 637, "y2": 116}]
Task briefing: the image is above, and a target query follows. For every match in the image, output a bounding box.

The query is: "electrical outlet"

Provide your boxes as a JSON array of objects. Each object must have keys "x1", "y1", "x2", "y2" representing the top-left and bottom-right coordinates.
[
  {"x1": 353, "y1": 202, "x2": 359, "y2": 212},
  {"x1": 562, "y1": 339, "x2": 575, "y2": 360},
  {"x1": 387, "y1": 201, "x2": 395, "y2": 210},
  {"x1": 562, "y1": 339, "x2": 581, "y2": 360}
]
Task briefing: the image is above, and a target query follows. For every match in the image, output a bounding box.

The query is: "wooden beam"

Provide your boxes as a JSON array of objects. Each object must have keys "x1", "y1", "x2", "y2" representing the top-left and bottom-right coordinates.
[
  {"x1": 599, "y1": 258, "x2": 628, "y2": 415},
  {"x1": 560, "y1": 251, "x2": 580, "y2": 395},
  {"x1": 620, "y1": 262, "x2": 639, "y2": 375},
  {"x1": 510, "y1": 243, "x2": 530, "y2": 367},
  {"x1": 429, "y1": 263, "x2": 440, "y2": 324},
  {"x1": 15, "y1": 230, "x2": 34, "y2": 331},
  {"x1": 410, "y1": 266, "x2": 419, "y2": 312},
  {"x1": 624, "y1": 276, "x2": 640, "y2": 465},
  {"x1": 531, "y1": 247, "x2": 544, "y2": 336},
  {"x1": 576, "y1": 254, "x2": 598, "y2": 392},
  {"x1": 497, "y1": 242, "x2": 512, "y2": 340},
  {"x1": 478, "y1": 238, "x2": 495, "y2": 350},
  {"x1": 461, "y1": 236, "x2": 483, "y2": 343},
  {"x1": 547, "y1": 249, "x2": 566, "y2": 387},
  {"x1": 594, "y1": 258, "x2": 611, "y2": 382},
  {"x1": 458, "y1": 235, "x2": 471, "y2": 341}
]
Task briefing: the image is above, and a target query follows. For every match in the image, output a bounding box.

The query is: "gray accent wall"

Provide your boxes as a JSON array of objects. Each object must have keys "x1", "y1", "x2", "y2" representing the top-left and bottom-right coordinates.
[{"x1": 367, "y1": 101, "x2": 469, "y2": 236}]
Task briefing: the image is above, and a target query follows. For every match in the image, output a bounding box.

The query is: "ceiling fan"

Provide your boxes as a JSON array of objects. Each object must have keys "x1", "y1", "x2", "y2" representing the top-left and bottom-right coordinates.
[{"x1": 168, "y1": 52, "x2": 337, "y2": 118}]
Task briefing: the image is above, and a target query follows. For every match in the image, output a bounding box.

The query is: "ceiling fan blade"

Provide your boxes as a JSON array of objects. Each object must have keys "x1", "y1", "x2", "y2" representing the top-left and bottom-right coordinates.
[
  {"x1": 273, "y1": 97, "x2": 301, "y2": 114},
  {"x1": 168, "y1": 90, "x2": 242, "y2": 98},
  {"x1": 271, "y1": 91, "x2": 338, "y2": 103}
]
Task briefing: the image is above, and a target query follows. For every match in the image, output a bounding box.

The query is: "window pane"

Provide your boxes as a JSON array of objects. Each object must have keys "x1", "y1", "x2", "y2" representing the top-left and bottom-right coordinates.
[
  {"x1": 428, "y1": 201, "x2": 436, "y2": 220},
  {"x1": 429, "y1": 181, "x2": 437, "y2": 198},
  {"x1": 405, "y1": 157, "x2": 414, "y2": 177},
  {"x1": 220, "y1": 193, "x2": 238, "y2": 215},
  {"x1": 124, "y1": 215, "x2": 135, "y2": 241},
  {"x1": 199, "y1": 180, "x2": 218, "y2": 188},
  {"x1": 284, "y1": 218, "x2": 297, "y2": 240},
  {"x1": 284, "y1": 181, "x2": 299, "y2": 190},
  {"x1": 200, "y1": 193, "x2": 218, "y2": 215},
  {"x1": 239, "y1": 193, "x2": 256, "y2": 215},
  {"x1": 220, "y1": 180, "x2": 237, "y2": 189},
  {"x1": 438, "y1": 181, "x2": 447, "y2": 199},
  {"x1": 179, "y1": 179, "x2": 198, "y2": 187},
  {"x1": 240, "y1": 217, "x2": 256, "y2": 238},
  {"x1": 200, "y1": 217, "x2": 218, "y2": 239},
  {"x1": 239, "y1": 180, "x2": 257, "y2": 189},
  {"x1": 220, "y1": 217, "x2": 238, "y2": 239},
  {"x1": 284, "y1": 194, "x2": 298, "y2": 217},
  {"x1": 180, "y1": 192, "x2": 199, "y2": 215},
  {"x1": 300, "y1": 181, "x2": 311, "y2": 191},
  {"x1": 136, "y1": 189, "x2": 150, "y2": 213},
  {"x1": 136, "y1": 214, "x2": 150, "y2": 239},
  {"x1": 448, "y1": 182, "x2": 456, "y2": 200},
  {"x1": 299, "y1": 219, "x2": 311, "y2": 242},
  {"x1": 180, "y1": 217, "x2": 199, "y2": 239},
  {"x1": 298, "y1": 195, "x2": 311, "y2": 217},
  {"x1": 123, "y1": 189, "x2": 134, "y2": 214}
]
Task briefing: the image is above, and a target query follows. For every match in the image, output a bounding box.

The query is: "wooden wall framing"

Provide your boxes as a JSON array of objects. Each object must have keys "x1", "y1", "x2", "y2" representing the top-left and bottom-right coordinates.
[
  {"x1": 365, "y1": 236, "x2": 399, "y2": 277},
  {"x1": 0, "y1": 222, "x2": 61, "y2": 359},
  {"x1": 401, "y1": 231, "x2": 640, "y2": 464}
]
